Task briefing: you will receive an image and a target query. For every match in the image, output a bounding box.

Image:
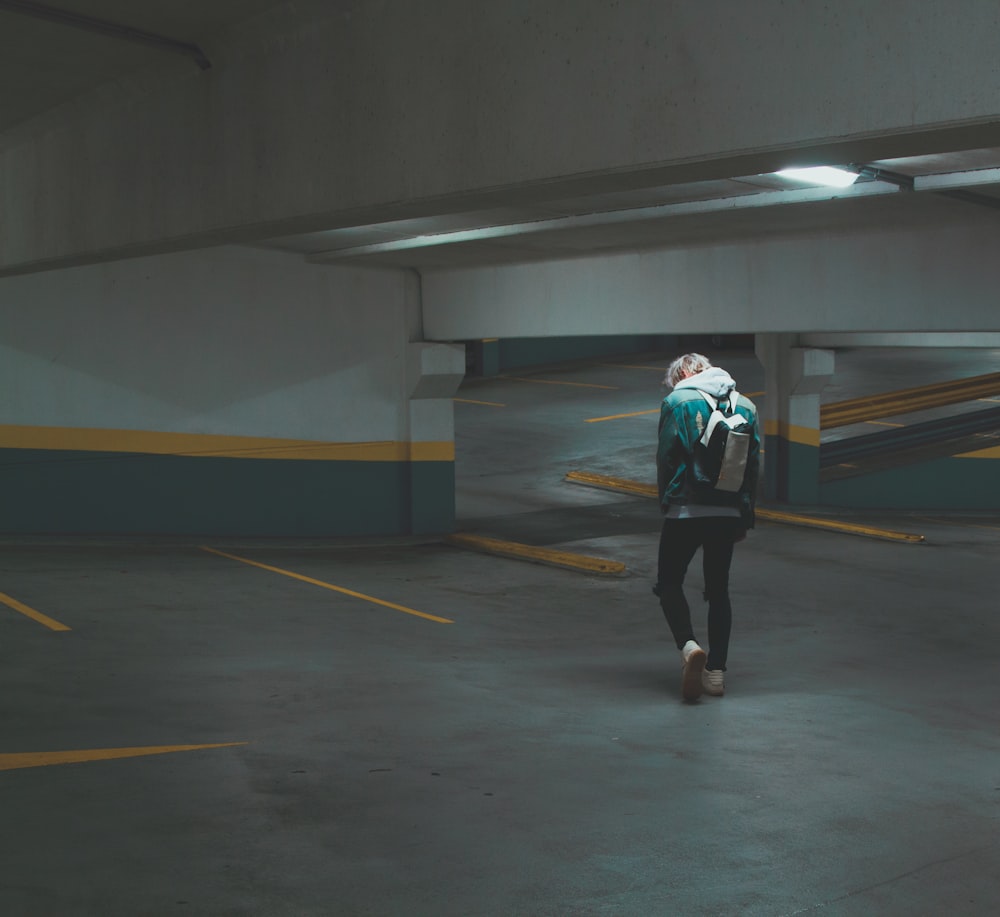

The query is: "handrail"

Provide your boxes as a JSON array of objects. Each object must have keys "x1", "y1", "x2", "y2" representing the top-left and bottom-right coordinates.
[{"x1": 820, "y1": 372, "x2": 1000, "y2": 429}]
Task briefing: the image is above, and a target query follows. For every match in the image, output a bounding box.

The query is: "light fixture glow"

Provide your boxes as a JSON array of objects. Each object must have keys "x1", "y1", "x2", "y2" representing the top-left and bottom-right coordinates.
[{"x1": 775, "y1": 166, "x2": 859, "y2": 188}]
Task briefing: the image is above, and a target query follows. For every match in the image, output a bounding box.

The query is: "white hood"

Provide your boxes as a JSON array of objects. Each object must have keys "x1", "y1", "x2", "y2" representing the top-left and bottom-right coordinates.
[{"x1": 672, "y1": 366, "x2": 736, "y2": 399}]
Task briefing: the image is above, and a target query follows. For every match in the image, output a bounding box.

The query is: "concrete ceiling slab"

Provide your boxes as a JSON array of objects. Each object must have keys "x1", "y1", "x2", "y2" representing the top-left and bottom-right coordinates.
[
  {"x1": 0, "y1": 0, "x2": 278, "y2": 131},
  {"x1": 4, "y1": 3, "x2": 1000, "y2": 274}
]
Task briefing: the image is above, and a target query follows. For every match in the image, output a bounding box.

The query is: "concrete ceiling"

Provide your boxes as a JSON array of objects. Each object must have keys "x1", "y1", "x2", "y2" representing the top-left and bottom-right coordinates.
[
  {"x1": 4, "y1": 1, "x2": 1000, "y2": 272},
  {"x1": 0, "y1": 0, "x2": 278, "y2": 131}
]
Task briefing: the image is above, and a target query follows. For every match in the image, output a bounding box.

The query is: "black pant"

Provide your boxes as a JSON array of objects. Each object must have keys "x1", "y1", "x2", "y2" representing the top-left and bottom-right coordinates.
[{"x1": 655, "y1": 516, "x2": 744, "y2": 672}]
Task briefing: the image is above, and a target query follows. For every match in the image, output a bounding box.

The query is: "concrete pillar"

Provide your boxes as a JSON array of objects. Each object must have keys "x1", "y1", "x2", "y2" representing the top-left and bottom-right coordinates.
[
  {"x1": 466, "y1": 339, "x2": 501, "y2": 377},
  {"x1": 755, "y1": 335, "x2": 835, "y2": 504},
  {"x1": 480, "y1": 339, "x2": 501, "y2": 377},
  {"x1": 405, "y1": 342, "x2": 466, "y2": 533}
]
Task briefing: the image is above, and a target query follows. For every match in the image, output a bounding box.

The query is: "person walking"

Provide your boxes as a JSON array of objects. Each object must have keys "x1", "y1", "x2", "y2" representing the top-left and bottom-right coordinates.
[{"x1": 654, "y1": 352, "x2": 760, "y2": 701}]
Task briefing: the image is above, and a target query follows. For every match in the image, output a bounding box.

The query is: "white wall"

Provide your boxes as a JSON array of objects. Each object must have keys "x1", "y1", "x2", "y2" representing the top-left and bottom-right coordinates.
[
  {"x1": 5, "y1": 0, "x2": 1000, "y2": 272},
  {"x1": 0, "y1": 247, "x2": 413, "y2": 442},
  {"x1": 421, "y1": 221, "x2": 1000, "y2": 339}
]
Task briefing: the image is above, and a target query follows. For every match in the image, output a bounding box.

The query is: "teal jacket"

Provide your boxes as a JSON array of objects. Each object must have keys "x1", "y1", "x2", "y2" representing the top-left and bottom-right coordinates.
[{"x1": 656, "y1": 367, "x2": 761, "y2": 527}]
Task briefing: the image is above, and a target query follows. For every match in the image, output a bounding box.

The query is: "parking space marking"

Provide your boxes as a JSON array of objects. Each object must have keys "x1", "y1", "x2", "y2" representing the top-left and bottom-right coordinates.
[
  {"x1": 564, "y1": 471, "x2": 924, "y2": 542},
  {"x1": 509, "y1": 377, "x2": 619, "y2": 390},
  {"x1": 200, "y1": 547, "x2": 453, "y2": 624},
  {"x1": 0, "y1": 743, "x2": 247, "y2": 771},
  {"x1": 445, "y1": 533, "x2": 627, "y2": 576},
  {"x1": 454, "y1": 398, "x2": 506, "y2": 407},
  {"x1": 585, "y1": 408, "x2": 659, "y2": 423},
  {"x1": 599, "y1": 363, "x2": 668, "y2": 371},
  {"x1": 0, "y1": 591, "x2": 71, "y2": 631},
  {"x1": 585, "y1": 391, "x2": 765, "y2": 423}
]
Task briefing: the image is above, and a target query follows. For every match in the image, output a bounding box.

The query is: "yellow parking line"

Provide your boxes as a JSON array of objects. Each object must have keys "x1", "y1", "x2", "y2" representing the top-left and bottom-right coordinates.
[
  {"x1": 599, "y1": 363, "x2": 668, "y2": 371},
  {"x1": 585, "y1": 391, "x2": 765, "y2": 424},
  {"x1": 755, "y1": 509, "x2": 925, "y2": 543},
  {"x1": 565, "y1": 470, "x2": 657, "y2": 497},
  {"x1": 454, "y1": 398, "x2": 506, "y2": 407},
  {"x1": 0, "y1": 743, "x2": 247, "y2": 771},
  {"x1": 865, "y1": 420, "x2": 905, "y2": 428},
  {"x1": 445, "y1": 533, "x2": 626, "y2": 576},
  {"x1": 200, "y1": 547, "x2": 453, "y2": 624},
  {"x1": 585, "y1": 408, "x2": 659, "y2": 423},
  {"x1": 509, "y1": 377, "x2": 619, "y2": 390},
  {"x1": 563, "y1": 471, "x2": 924, "y2": 542},
  {"x1": 0, "y1": 591, "x2": 71, "y2": 631}
]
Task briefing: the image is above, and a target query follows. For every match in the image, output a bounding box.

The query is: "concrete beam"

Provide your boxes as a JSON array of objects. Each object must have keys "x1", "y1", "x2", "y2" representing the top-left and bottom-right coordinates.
[
  {"x1": 6, "y1": 0, "x2": 1000, "y2": 273},
  {"x1": 420, "y1": 221, "x2": 1000, "y2": 338},
  {"x1": 800, "y1": 333, "x2": 1000, "y2": 348}
]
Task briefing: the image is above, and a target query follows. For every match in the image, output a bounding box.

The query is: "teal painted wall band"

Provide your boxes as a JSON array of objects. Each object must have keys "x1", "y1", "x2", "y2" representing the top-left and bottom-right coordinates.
[
  {"x1": 481, "y1": 340, "x2": 501, "y2": 377},
  {"x1": 763, "y1": 433, "x2": 786, "y2": 501},
  {"x1": 498, "y1": 334, "x2": 678, "y2": 371},
  {"x1": 820, "y1": 456, "x2": 1000, "y2": 510},
  {"x1": 786, "y1": 439, "x2": 821, "y2": 504},
  {"x1": 408, "y1": 461, "x2": 456, "y2": 535},
  {"x1": 764, "y1": 434, "x2": 820, "y2": 504},
  {"x1": 0, "y1": 448, "x2": 455, "y2": 536}
]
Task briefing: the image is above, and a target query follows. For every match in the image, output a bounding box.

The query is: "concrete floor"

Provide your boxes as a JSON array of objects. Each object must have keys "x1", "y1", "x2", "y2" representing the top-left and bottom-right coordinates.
[{"x1": 2, "y1": 348, "x2": 999, "y2": 916}]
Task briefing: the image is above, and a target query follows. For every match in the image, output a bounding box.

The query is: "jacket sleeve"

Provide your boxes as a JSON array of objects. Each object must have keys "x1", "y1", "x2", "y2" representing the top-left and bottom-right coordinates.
[
  {"x1": 656, "y1": 403, "x2": 673, "y2": 504},
  {"x1": 656, "y1": 396, "x2": 699, "y2": 506}
]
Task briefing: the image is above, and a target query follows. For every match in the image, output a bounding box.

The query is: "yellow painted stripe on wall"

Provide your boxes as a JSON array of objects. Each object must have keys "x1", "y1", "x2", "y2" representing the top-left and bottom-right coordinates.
[
  {"x1": 409, "y1": 441, "x2": 455, "y2": 461},
  {"x1": 955, "y1": 445, "x2": 1000, "y2": 459},
  {"x1": 0, "y1": 425, "x2": 453, "y2": 462},
  {"x1": 763, "y1": 420, "x2": 820, "y2": 447}
]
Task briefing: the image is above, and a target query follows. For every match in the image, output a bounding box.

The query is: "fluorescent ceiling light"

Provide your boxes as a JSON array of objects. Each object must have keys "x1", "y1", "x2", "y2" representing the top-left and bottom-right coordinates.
[{"x1": 775, "y1": 166, "x2": 859, "y2": 188}]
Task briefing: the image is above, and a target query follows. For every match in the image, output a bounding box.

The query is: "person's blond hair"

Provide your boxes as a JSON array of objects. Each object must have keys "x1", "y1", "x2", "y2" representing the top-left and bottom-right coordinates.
[{"x1": 664, "y1": 352, "x2": 712, "y2": 388}]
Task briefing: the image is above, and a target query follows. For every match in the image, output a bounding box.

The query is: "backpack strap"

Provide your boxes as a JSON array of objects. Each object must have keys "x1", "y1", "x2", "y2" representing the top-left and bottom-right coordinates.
[
  {"x1": 696, "y1": 389, "x2": 718, "y2": 411},
  {"x1": 696, "y1": 390, "x2": 721, "y2": 447},
  {"x1": 696, "y1": 389, "x2": 739, "y2": 413},
  {"x1": 695, "y1": 389, "x2": 744, "y2": 448}
]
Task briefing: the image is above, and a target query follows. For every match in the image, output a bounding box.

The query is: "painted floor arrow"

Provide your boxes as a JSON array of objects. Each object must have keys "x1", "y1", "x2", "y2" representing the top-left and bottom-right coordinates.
[{"x1": 0, "y1": 743, "x2": 247, "y2": 771}]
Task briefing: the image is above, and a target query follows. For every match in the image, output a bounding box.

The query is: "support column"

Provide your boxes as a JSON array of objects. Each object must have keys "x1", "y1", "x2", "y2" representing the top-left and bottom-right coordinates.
[
  {"x1": 755, "y1": 335, "x2": 834, "y2": 505},
  {"x1": 405, "y1": 342, "x2": 466, "y2": 533},
  {"x1": 464, "y1": 339, "x2": 501, "y2": 377}
]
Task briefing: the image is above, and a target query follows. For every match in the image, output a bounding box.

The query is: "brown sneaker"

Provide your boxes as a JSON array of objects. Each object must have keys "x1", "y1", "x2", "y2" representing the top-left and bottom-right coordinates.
[{"x1": 680, "y1": 640, "x2": 706, "y2": 702}]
